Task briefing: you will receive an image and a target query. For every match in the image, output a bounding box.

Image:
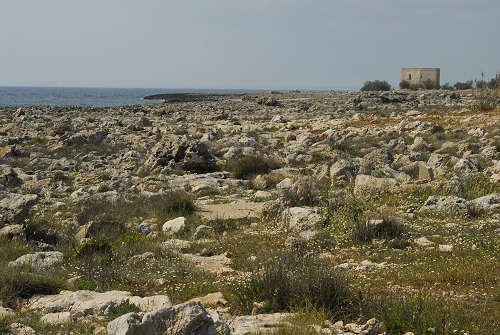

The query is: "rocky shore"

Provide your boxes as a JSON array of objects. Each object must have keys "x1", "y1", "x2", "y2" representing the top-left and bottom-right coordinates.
[{"x1": 0, "y1": 90, "x2": 499, "y2": 334}]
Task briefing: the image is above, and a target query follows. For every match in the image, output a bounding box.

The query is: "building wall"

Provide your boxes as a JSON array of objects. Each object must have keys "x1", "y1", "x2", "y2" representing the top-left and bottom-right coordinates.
[{"x1": 401, "y1": 68, "x2": 440, "y2": 86}]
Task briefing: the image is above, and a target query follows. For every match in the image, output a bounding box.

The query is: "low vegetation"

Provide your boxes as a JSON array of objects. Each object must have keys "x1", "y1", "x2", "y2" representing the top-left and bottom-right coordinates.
[
  {"x1": 361, "y1": 80, "x2": 391, "y2": 91},
  {"x1": 231, "y1": 251, "x2": 353, "y2": 318},
  {"x1": 225, "y1": 155, "x2": 280, "y2": 179}
]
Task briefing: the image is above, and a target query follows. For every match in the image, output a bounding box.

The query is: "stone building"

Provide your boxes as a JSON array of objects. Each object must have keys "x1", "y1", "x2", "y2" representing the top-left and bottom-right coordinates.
[{"x1": 401, "y1": 68, "x2": 440, "y2": 87}]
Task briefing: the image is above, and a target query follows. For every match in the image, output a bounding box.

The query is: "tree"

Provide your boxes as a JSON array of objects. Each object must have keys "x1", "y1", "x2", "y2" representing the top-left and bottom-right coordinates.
[
  {"x1": 361, "y1": 80, "x2": 391, "y2": 91},
  {"x1": 423, "y1": 79, "x2": 440, "y2": 89},
  {"x1": 475, "y1": 80, "x2": 487, "y2": 89},
  {"x1": 440, "y1": 82, "x2": 453, "y2": 90},
  {"x1": 454, "y1": 81, "x2": 473, "y2": 90},
  {"x1": 399, "y1": 80, "x2": 410, "y2": 89},
  {"x1": 488, "y1": 78, "x2": 498, "y2": 89}
]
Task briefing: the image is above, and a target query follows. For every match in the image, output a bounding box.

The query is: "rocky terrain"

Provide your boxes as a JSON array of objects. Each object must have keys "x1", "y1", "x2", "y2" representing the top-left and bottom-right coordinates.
[{"x1": 0, "y1": 90, "x2": 499, "y2": 334}]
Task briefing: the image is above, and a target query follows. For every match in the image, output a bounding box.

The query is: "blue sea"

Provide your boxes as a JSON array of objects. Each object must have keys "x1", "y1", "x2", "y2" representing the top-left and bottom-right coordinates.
[{"x1": 0, "y1": 86, "x2": 262, "y2": 107}]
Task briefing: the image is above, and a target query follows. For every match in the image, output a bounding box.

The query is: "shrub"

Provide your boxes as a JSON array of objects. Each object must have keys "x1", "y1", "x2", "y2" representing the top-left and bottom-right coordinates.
[
  {"x1": 226, "y1": 155, "x2": 280, "y2": 179},
  {"x1": 72, "y1": 235, "x2": 114, "y2": 259},
  {"x1": 29, "y1": 137, "x2": 48, "y2": 145},
  {"x1": 361, "y1": 80, "x2": 391, "y2": 91},
  {"x1": 281, "y1": 177, "x2": 322, "y2": 207},
  {"x1": 23, "y1": 218, "x2": 60, "y2": 245},
  {"x1": 475, "y1": 80, "x2": 487, "y2": 89},
  {"x1": 0, "y1": 268, "x2": 65, "y2": 308},
  {"x1": 399, "y1": 80, "x2": 410, "y2": 89},
  {"x1": 469, "y1": 95, "x2": 497, "y2": 111},
  {"x1": 76, "y1": 191, "x2": 195, "y2": 229},
  {"x1": 454, "y1": 80, "x2": 473, "y2": 90},
  {"x1": 441, "y1": 82, "x2": 453, "y2": 90},
  {"x1": 353, "y1": 216, "x2": 407, "y2": 243},
  {"x1": 97, "y1": 184, "x2": 110, "y2": 193},
  {"x1": 110, "y1": 302, "x2": 141, "y2": 319},
  {"x1": 366, "y1": 294, "x2": 495, "y2": 335},
  {"x1": 423, "y1": 79, "x2": 440, "y2": 89},
  {"x1": 487, "y1": 78, "x2": 498, "y2": 89},
  {"x1": 231, "y1": 251, "x2": 353, "y2": 317}
]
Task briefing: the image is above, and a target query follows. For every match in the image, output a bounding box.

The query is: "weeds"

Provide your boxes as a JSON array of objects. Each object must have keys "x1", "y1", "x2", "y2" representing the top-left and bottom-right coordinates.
[
  {"x1": 225, "y1": 155, "x2": 280, "y2": 179},
  {"x1": 353, "y1": 216, "x2": 407, "y2": 243},
  {"x1": 75, "y1": 191, "x2": 195, "y2": 229},
  {"x1": 0, "y1": 267, "x2": 65, "y2": 309},
  {"x1": 231, "y1": 250, "x2": 353, "y2": 318}
]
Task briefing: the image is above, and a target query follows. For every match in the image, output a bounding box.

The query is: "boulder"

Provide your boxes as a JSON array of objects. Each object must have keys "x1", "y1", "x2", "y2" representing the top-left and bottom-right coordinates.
[
  {"x1": 162, "y1": 217, "x2": 186, "y2": 234},
  {"x1": 419, "y1": 196, "x2": 469, "y2": 214},
  {"x1": 283, "y1": 207, "x2": 322, "y2": 230},
  {"x1": 0, "y1": 305, "x2": 14, "y2": 318},
  {"x1": 470, "y1": 194, "x2": 500, "y2": 211},
  {"x1": 0, "y1": 224, "x2": 25, "y2": 240},
  {"x1": 0, "y1": 165, "x2": 23, "y2": 187},
  {"x1": 0, "y1": 193, "x2": 38, "y2": 226},
  {"x1": 106, "y1": 301, "x2": 230, "y2": 335},
  {"x1": 8, "y1": 251, "x2": 63, "y2": 271},
  {"x1": 5, "y1": 323, "x2": 36, "y2": 335},
  {"x1": 417, "y1": 161, "x2": 434, "y2": 181},
  {"x1": 329, "y1": 159, "x2": 357, "y2": 182},
  {"x1": 40, "y1": 311, "x2": 72, "y2": 324},
  {"x1": 188, "y1": 292, "x2": 228, "y2": 308},
  {"x1": 354, "y1": 175, "x2": 397, "y2": 195}
]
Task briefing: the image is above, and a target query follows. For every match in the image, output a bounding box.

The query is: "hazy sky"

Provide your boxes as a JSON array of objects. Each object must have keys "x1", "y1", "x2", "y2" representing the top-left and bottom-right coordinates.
[{"x1": 1, "y1": 0, "x2": 499, "y2": 89}]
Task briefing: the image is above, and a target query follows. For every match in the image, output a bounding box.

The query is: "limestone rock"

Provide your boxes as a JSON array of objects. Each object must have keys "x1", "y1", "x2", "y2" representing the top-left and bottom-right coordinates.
[
  {"x1": 0, "y1": 193, "x2": 38, "y2": 226},
  {"x1": 27, "y1": 290, "x2": 171, "y2": 317},
  {"x1": 5, "y1": 323, "x2": 36, "y2": 335},
  {"x1": 283, "y1": 207, "x2": 322, "y2": 230},
  {"x1": 181, "y1": 254, "x2": 233, "y2": 274},
  {"x1": 8, "y1": 251, "x2": 63, "y2": 271},
  {"x1": 470, "y1": 194, "x2": 500, "y2": 211},
  {"x1": 40, "y1": 312, "x2": 72, "y2": 324},
  {"x1": 354, "y1": 174, "x2": 397, "y2": 195},
  {"x1": 106, "y1": 301, "x2": 229, "y2": 335},
  {"x1": 419, "y1": 196, "x2": 469, "y2": 214},
  {"x1": 231, "y1": 313, "x2": 293, "y2": 335},
  {"x1": 0, "y1": 224, "x2": 25, "y2": 240},
  {"x1": 162, "y1": 217, "x2": 186, "y2": 234}
]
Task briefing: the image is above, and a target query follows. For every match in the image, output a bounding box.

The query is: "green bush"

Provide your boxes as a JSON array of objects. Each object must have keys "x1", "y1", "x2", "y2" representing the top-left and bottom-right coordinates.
[
  {"x1": 72, "y1": 235, "x2": 114, "y2": 259},
  {"x1": 399, "y1": 80, "x2": 410, "y2": 89},
  {"x1": 361, "y1": 80, "x2": 391, "y2": 91},
  {"x1": 454, "y1": 81, "x2": 473, "y2": 90},
  {"x1": 226, "y1": 155, "x2": 280, "y2": 179},
  {"x1": 281, "y1": 177, "x2": 323, "y2": 207},
  {"x1": 353, "y1": 216, "x2": 406, "y2": 243},
  {"x1": 423, "y1": 79, "x2": 440, "y2": 89},
  {"x1": 76, "y1": 191, "x2": 195, "y2": 229},
  {"x1": 366, "y1": 295, "x2": 495, "y2": 335},
  {"x1": 0, "y1": 268, "x2": 65, "y2": 308},
  {"x1": 97, "y1": 184, "x2": 110, "y2": 193},
  {"x1": 469, "y1": 95, "x2": 497, "y2": 111},
  {"x1": 441, "y1": 82, "x2": 454, "y2": 90},
  {"x1": 110, "y1": 302, "x2": 141, "y2": 319},
  {"x1": 231, "y1": 251, "x2": 353, "y2": 317},
  {"x1": 487, "y1": 78, "x2": 498, "y2": 89},
  {"x1": 475, "y1": 80, "x2": 487, "y2": 89}
]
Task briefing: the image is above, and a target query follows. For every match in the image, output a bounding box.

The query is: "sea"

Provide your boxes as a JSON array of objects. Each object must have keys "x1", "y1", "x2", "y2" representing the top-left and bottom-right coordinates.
[{"x1": 0, "y1": 86, "x2": 265, "y2": 107}]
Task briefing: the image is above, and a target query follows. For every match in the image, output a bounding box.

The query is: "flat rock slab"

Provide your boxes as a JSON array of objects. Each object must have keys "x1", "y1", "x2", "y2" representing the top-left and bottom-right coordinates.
[
  {"x1": 181, "y1": 253, "x2": 233, "y2": 275},
  {"x1": 197, "y1": 200, "x2": 265, "y2": 220},
  {"x1": 8, "y1": 251, "x2": 63, "y2": 271},
  {"x1": 27, "y1": 290, "x2": 171, "y2": 317},
  {"x1": 231, "y1": 313, "x2": 294, "y2": 335}
]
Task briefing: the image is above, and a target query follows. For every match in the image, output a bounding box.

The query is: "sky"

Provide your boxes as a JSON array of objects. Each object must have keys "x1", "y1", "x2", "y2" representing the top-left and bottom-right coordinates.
[{"x1": 0, "y1": 0, "x2": 499, "y2": 90}]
